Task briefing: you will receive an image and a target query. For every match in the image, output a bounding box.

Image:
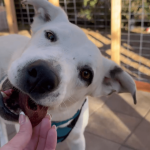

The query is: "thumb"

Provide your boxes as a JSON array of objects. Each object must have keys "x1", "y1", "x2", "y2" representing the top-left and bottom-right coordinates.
[{"x1": 3, "y1": 112, "x2": 32, "y2": 150}]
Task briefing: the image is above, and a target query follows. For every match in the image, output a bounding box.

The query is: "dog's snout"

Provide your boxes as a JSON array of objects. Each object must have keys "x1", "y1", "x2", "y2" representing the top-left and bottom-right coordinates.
[
  {"x1": 28, "y1": 68, "x2": 37, "y2": 78},
  {"x1": 25, "y1": 60, "x2": 59, "y2": 94}
]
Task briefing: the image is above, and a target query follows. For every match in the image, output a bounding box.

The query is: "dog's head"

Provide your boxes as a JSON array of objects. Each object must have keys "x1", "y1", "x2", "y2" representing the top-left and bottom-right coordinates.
[{"x1": 0, "y1": 0, "x2": 136, "y2": 123}]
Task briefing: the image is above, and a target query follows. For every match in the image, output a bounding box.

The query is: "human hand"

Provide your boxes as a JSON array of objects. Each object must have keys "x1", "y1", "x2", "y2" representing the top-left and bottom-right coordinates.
[{"x1": 0, "y1": 112, "x2": 57, "y2": 150}]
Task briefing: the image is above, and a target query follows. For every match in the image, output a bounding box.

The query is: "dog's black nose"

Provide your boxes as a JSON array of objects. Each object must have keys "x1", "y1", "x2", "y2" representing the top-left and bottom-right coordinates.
[{"x1": 25, "y1": 60, "x2": 59, "y2": 94}]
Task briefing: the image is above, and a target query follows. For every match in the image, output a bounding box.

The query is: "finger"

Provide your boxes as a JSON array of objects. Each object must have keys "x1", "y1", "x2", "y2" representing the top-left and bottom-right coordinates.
[
  {"x1": 25, "y1": 114, "x2": 51, "y2": 150},
  {"x1": 36, "y1": 116, "x2": 51, "y2": 150},
  {"x1": 45, "y1": 125, "x2": 57, "y2": 150},
  {"x1": 24, "y1": 121, "x2": 41, "y2": 150},
  {"x1": 3, "y1": 112, "x2": 32, "y2": 150}
]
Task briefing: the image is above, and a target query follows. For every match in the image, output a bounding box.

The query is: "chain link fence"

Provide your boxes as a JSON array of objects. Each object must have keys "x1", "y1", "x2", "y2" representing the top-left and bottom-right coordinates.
[
  {"x1": 13, "y1": 0, "x2": 111, "y2": 33},
  {"x1": 59, "y1": 0, "x2": 111, "y2": 32},
  {"x1": 121, "y1": 0, "x2": 150, "y2": 83},
  {"x1": 0, "y1": 0, "x2": 150, "y2": 83},
  {"x1": 14, "y1": 0, "x2": 34, "y2": 30}
]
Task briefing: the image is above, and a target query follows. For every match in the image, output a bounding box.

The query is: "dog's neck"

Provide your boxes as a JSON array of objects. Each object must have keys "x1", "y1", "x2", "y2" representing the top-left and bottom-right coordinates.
[{"x1": 47, "y1": 97, "x2": 87, "y2": 121}]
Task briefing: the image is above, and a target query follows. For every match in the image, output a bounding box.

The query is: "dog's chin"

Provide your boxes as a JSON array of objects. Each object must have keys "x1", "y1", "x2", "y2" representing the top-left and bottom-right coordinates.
[{"x1": 0, "y1": 78, "x2": 48, "y2": 127}]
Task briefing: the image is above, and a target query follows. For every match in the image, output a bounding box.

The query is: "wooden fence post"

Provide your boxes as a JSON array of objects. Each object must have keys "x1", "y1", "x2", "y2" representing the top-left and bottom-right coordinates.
[
  {"x1": 111, "y1": 0, "x2": 121, "y2": 65},
  {"x1": 48, "y1": 0, "x2": 59, "y2": 6},
  {"x1": 4, "y1": 0, "x2": 18, "y2": 33}
]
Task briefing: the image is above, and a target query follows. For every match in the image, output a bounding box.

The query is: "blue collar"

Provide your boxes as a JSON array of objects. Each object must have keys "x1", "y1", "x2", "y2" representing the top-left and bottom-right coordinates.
[{"x1": 52, "y1": 100, "x2": 86, "y2": 143}]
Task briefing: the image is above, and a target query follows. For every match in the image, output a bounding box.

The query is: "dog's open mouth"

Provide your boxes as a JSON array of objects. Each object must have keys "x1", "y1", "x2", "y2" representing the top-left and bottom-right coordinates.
[{"x1": 0, "y1": 78, "x2": 48, "y2": 127}]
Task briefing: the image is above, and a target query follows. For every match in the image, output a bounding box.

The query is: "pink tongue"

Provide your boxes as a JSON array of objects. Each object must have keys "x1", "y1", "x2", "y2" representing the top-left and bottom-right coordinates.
[
  {"x1": 3, "y1": 89, "x2": 13, "y2": 97},
  {"x1": 3, "y1": 89, "x2": 48, "y2": 127},
  {"x1": 18, "y1": 92, "x2": 48, "y2": 127}
]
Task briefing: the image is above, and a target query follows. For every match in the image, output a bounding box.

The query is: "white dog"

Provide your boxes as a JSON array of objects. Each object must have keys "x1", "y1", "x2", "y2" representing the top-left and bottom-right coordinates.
[{"x1": 0, "y1": 0, "x2": 136, "y2": 149}]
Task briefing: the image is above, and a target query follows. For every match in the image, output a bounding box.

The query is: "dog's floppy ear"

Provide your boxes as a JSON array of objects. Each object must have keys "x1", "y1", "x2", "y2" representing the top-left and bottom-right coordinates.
[
  {"x1": 22, "y1": 0, "x2": 68, "y2": 34},
  {"x1": 99, "y1": 57, "x2": 137, "y2": 104}
]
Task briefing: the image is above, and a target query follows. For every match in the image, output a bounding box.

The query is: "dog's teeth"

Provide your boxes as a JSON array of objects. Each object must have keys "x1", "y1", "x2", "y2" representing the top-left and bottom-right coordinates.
[
  {"x1": 1, "y1": 91, "x2": 9, "y2": 99},
  {"x1": 11, "y1": 108, "x2": 21, "y2": 115},
  {"x1": 9, "y1": 109, "x2": 17, "y2": 115},
  {"x1": 2, "y1": 96, "x2": 21, "y2": 115},
  {"x1": 3, "y1": 102, "x2": 19, "y2": 115}
]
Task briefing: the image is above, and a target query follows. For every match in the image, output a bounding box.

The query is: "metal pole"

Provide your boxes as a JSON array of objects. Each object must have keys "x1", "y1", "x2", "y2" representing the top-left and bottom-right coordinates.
[
  {"x1": 4, "y1": 0, "x2": 18, "y2": 33},
  {"x1": 49, "y1": 0, "x2": 59, "y2": 6},
  {"x1": 111, "y1": 0, "x2": 121, "y2": 65}
]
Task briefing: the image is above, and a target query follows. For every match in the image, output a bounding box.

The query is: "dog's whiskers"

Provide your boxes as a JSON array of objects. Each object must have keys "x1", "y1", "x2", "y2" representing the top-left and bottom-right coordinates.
[
  {"x1": 59, "y1": 95, "x2": 78, "y2": 110},
  {"x1": 63, "y1": 101, "x2": 67, "y2": 109},
  {"x1": 59, "y1": 101, "x2": 67, "y2": 110}
]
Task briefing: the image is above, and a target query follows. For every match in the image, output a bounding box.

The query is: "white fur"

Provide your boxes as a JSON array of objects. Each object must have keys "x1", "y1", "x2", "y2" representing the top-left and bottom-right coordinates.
[{"x1": 0, "y1": 0, "x2": 136, "y2": 149}]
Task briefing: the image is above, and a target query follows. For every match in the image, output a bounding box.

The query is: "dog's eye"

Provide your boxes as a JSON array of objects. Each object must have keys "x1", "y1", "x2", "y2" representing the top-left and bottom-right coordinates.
[
  {"x1": 81, "y1": 70, "x2": 90, "y2": 79},
  {"x1": 45, "y1": 31, "x2": 57, "y2": 42},
  {"x1": 80, "y1": 69, "x2": 93, "y2": 85}
]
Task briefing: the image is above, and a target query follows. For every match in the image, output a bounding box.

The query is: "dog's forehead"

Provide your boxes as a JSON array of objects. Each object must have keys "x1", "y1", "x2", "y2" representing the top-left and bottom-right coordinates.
[
  {"x1": 42, "y1": 22, "x2": 89, "y2": 44},
  {"x1": 42, "y1": 22, "x2": 101, "y2": 57},
  {"x1": 26, "y1": 21, "x2": 102, "y2": 69}
]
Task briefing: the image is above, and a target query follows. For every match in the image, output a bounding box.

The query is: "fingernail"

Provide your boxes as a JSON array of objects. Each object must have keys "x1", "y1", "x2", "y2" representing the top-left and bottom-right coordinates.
[
  {"x1": 19, "y1": 111, "x2": 26, "y2": 124},
  {"x1": 46, "y1": 113, "x2": 52, "y2": 120},
  {"x1": 52, "y1": 125, "x2": 56, "y2": 130}
]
